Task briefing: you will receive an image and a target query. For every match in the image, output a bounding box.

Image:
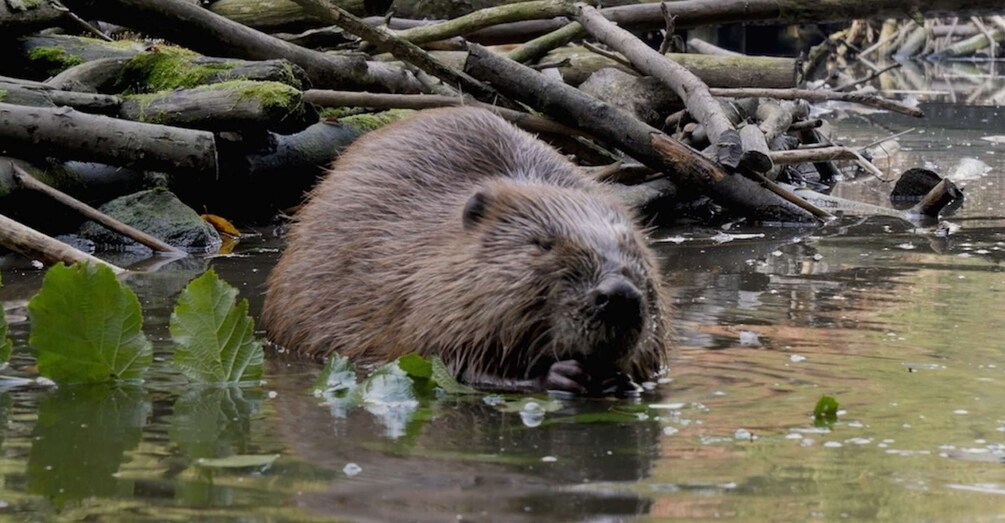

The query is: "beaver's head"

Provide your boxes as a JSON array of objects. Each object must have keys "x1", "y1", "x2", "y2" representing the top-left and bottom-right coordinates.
[{"x1": 458, "y1": 179, "x2": 668, "y2": 382}]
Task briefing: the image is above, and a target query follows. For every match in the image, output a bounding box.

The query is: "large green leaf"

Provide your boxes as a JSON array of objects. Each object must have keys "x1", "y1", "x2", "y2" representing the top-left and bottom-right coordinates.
[
  {"x1": 170, "y1": 269, "x2": 263, "y2": 383},
  {"x1": 28, "y1": 262, "x2": 152, "y2": 384}
]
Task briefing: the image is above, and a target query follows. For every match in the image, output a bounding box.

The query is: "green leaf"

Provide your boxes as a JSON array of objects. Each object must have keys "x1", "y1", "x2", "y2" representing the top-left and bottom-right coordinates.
[
  {"x1": 28, "y1": 262, "x2": 152, "y2": 384},
  {"x1": 195, "y1": 454, "x2": 279, "y2": 469},
  {"x1": 398, "y1": 353, "x2": 432, "y2": 380},
  {"x1": 170, "y1": 269, "x2": 263, "y2": 384},
  {"x1": 813, "y1": 395, "x2": 839, "y2": 427},
  {"x1": 360, "y1": 362, "x2": 417, "y2": 406},
  {"x1": 0, "y1": 273, "x2": 11, "y2": 365},
  {"x1": 313, "y1": 353, "x2": 358, "y2": 395},
  {"x1": 430, "y1": 356, "x2": 478, "y2": 395}
]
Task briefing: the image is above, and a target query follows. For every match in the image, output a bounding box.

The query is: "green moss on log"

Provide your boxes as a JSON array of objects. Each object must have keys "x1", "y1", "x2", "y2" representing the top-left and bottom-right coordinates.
[
  {"x1": 119, "y1": 48, "x2": 227, "y2": 93},
  {"x1": 27, "y1": 47, "x2": 85, "y2": 76},
  {"x1": 210, "y1": 80, "x2": 302, "y2": 111},
  {"x1": 339, "y1": 109, "x2": 415, "y2": 132}
]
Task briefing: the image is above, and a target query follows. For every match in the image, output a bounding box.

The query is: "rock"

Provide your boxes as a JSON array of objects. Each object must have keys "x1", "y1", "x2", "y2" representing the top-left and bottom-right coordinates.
[{"x1": 79, "y1": 189, "x2": 221, "y2": 251}]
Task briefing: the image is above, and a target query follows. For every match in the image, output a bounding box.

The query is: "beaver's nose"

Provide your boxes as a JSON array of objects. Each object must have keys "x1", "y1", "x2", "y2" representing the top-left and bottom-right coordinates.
[{"x1": 591, "y1": 277, "x2": 643, "y2": 328}]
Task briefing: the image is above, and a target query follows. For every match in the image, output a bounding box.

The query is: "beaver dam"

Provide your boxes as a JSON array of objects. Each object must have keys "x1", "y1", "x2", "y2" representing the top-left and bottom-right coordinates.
[{"x1": 2, "y1": 0, "x2": 1005, "y2": 520}]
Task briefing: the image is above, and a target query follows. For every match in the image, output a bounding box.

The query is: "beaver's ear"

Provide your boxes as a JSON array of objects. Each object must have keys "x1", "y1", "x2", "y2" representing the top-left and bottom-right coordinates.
[{"x1": 462, "y1": 190, "x2": 492, "y2": 230}]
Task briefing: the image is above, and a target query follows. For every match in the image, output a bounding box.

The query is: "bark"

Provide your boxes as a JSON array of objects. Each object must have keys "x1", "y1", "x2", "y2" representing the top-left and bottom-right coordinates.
[
  {"x1": 544, "y1": 46, "x2": 797, "y2": 89},
  {"x1": 11, "y1": 165, "x2": 184, "y2": 256},
  {"x1": 738, "y1": 124, "x2": 773, "y2": 173},
  {"x1": 59, "y1": 0, "x2": 423, "y2": 92},
  {"x1": 0, "y1": 102, "x2": 217, "y2": 175},
  {"x1": 577, "y1": 5, "x2": 742, "y2": 168},
  {"x1": 463, "y1": 44, "x2": 819, "y2": 223},
  {"x1": 0, "y1": 213, "x2": 123, "y2": 273},
  {"x1": 120, "y1": 81, "x2": 318, "y2": 134}
]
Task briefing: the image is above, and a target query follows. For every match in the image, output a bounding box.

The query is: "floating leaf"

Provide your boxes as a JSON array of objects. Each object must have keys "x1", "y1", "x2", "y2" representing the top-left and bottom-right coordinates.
[
  {"x1": 195, "y1": 454, "x2": 279, "y2": 469},
  {"x1": 360, "y1": 362, "x2": 417, "y2": 407},
  {"x1": 28, "y1": 262, "x2": 152, "y2": 384},
  {"x1": 314, "y1": 353, "x2": 358, "y2": 395},
  {"x1": 430, "y1": 356, "x2": 478, "y2": 394},
  {"x1": 398, "y1": 353, "x2": 432, "y2": 380},
  {"x1": 170, "y1": 269, "x2": 263, "y2": 384},
  {"x1": 200, "y1": 213, "x2": 241, "y2": 238},
  {"x1": 0, "y1": 274, "x2": 11, "y2": 365},
  {"x1": 813, "y1": 395, "x2": 839, "y2": 427}
]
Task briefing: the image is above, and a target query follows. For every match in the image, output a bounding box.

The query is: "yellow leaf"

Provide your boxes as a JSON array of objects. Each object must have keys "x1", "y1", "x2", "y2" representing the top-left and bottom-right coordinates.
[{"x1": 201, "y1": 214, "x2": 241, "y2": 238}]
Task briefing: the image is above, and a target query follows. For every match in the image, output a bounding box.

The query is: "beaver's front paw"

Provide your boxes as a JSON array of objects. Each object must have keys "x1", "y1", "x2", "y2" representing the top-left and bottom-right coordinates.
[{"x1": 542, "y1": 359, "x2": 591, "y2": 395}]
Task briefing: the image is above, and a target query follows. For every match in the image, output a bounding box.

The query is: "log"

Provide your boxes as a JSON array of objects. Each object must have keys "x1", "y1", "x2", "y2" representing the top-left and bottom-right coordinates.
[
  {"x1": 59, "y1": 0, "x2": 423, "y2": 93},
  {"x1": 441, "y1": 0, "x2": 1005, "y2": 48},
  {"x1": 0, "y1": 80, "x2": 121, "y2": 115},
  {"x1": 686, "y1": 38, "x2": 742, "y2": 57},
  {"x1": 463, "y1": 44, "x2": 819, "y2": 223},
  {"x1": 0, "y1": 0, "x2": 66, "y2": 37},
  {"x1": 11, "y1": 164, "x2": 185, "y2": 256},
  {"x1": 738, "y1": 123, "x2": 772, "y2": 173},
  {"x1": 120, "y1": 80, "x2": 318, "y2": 134},
  {"x1": 0, "y1": 213, "x2": 123, "y2": 273},
  {"x1": 206, "y1": 0, "x2": 390, "y2": 32},
  {"x1": 544, "y1": 46, "x2": 797, "y2": 88},
  {"x1": 0, "y1": 103, "x2": 218, "y2": 175},
  {"x1": 392, "y1": 0, "x2": 573, "y2": 45},
  {"x1": 931, "y1": 27, "x2": 1005, "y2": 58},
  {"x1": 578, "y1": 5, "x2": 741, "y2": 168}
]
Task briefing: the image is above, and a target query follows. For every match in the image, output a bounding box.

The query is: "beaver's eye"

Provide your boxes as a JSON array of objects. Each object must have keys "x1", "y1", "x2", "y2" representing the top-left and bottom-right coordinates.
[{"x1": 531, "y1": 237, "x2": 554, "y2": 253}]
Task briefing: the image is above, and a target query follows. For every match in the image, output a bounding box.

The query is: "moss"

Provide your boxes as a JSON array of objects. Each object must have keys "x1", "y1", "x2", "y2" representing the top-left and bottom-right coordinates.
[
  {"x1": 277, "y1": 62, "x2": 304, "y2": 90},
  {"x1": 339, "y1": 109, "x2": 415, "y2": 132},
  {"x1": 119, "y1": 48, "x2": 232, "y2": 93},
  {"x1": 121, "y1": 92, "x2": 171, "y2": 124},
  {"x1": 27, "y1": 47, "x2": 85, "y2": 76},
  {"x1": 0, "y1": 90, "x2": 6, "y2": 103},
  {"x1": 194, "y1": 80, "x2": 302, "y2": 110}
]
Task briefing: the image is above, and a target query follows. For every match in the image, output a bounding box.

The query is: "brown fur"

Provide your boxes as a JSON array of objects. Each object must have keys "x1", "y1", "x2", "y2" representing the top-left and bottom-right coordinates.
[{"x1": 264, "y1": 107, "x2": 670, "y2": 388}]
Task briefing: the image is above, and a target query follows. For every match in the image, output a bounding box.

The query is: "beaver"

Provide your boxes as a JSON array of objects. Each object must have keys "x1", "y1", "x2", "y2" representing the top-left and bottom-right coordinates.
[{"x1": 263, "y1": 107, "x2": 670, "y2": 394}]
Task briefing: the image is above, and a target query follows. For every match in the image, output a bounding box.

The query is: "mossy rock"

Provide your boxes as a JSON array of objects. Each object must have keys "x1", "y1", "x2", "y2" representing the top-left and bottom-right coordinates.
[{"x1": 79, "y1": 189, "x2": 221, "y2": 252}]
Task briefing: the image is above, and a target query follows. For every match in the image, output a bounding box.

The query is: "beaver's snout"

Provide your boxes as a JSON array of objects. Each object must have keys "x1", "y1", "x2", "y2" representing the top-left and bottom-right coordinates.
[{"x1": 590, "y1": 276, "x2": 645, "y2": 339}]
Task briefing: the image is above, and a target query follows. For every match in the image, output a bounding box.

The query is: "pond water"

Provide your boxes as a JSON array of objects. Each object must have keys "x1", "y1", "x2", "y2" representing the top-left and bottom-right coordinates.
[{"x1": 1, "y1": 62, "x2": 1005, "y2": 521}]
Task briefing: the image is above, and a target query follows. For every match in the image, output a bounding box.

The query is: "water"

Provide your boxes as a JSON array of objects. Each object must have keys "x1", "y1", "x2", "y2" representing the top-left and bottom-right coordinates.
[{"x1": 1, "y1": 65, "x2": 1005, "y2": 520}]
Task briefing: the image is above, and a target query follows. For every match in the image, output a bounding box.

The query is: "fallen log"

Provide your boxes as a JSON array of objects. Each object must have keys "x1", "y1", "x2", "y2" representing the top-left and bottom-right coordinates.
[
  {"x1": 206, "y1": 0, "x2": 390, "y2": 32},
  {"x1": 59, "y1": 0, "x2": 423, "y2": 93},
  {"x1": 463, "y1": 44, "x2": 821, "y2": 223},
  {"x1": 543, "y1": 46, "x2": 797, "y2": 88},
  {"x1": 120, "y1": 80, "x2": 318, "y2": 134},
  {"x1": 708, "y1": 87, "x2": 923, "y2": 118},
  {"x1": 0, "y1": 81, "x2": 121, "y2": 115},
  {"x1": 0, "y1": 102, "x2": 218, "y2": 175}
]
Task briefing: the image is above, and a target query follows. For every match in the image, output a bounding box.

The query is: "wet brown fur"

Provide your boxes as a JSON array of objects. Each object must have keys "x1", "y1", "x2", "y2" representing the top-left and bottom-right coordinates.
[{"x1": 263, "y1": 107, "x2": 670, "y2": 387}]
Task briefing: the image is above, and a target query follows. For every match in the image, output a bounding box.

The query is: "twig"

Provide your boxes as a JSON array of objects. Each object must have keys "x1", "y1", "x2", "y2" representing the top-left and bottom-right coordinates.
[
  {"x1": 11, "y1": 163, "x2": 186, "y2": 256},
  {"x1": 392, "y1": 0, "x2": 574, "y2": 45},
  {"x1": 581, "y1": 42, "x2": 634, "y2": 69},
  {"x1": 507, "y1": 20, "x2": 583, "y2": 63},
  {"x1": 835, "y1": 62, "x2": 902, "y2": 92},
  {"x1": 657, "y1": 2, "x2": 677, "y2": 55},
  {"x1": 0, "y1": 213, "x2": 124, "y2": 273},
  {"x1": 290, "y1": 0, "x2": 506, "y2": 105}
]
